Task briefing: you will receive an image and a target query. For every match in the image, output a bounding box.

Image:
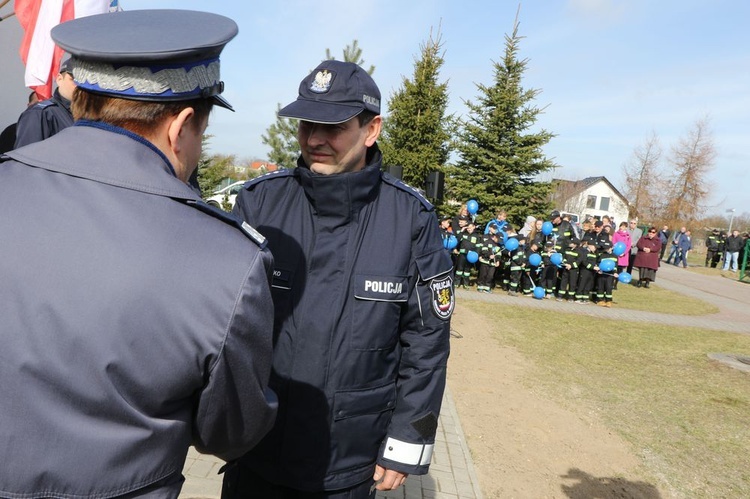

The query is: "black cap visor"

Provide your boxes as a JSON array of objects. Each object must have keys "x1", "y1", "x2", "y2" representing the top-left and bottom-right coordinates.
[{"x1": 278, "y1": 99, "x2": 364, "y2": 124}]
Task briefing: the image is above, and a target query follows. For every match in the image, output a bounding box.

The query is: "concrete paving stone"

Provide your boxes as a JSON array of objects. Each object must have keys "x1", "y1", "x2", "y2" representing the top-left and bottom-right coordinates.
[
  {"x1": 185, "y1": 457, "x2": 216, "y2": 478},
  {"x1": 435, "y1": 476, "x2": 458, "y2": 496},
  {"x1": 446, "y1": 443, "x2": 465, "y2": 460},
  {"x1": 429, "y1": 469, "x2": 455, "y2": 484},
  {"x1": 443, "y1": 432, "x2": 461, "y2": 445},
  {"x1": 420, "y1": 476, "x2": 439, "y2": 491},
  {"x1": 429, "y1": 463, "x2": 453, "y2": 474},
  {"x1": 450, "y1": 456, "x2": 468, "y2": 470},
  {"x1": 454, "y1": 480, "x2": 477, "y2": 498}
]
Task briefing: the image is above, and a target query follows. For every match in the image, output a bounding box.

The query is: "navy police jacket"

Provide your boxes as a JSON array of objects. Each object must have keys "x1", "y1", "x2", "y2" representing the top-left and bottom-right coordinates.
[
  {"x1": 234, "y1": 146, "x2": 454, "y2": 491},
  {"x1": 0, "y1": 123, "x2": 277, "y2": 498},
  {"x1": 13, "y1": 88, "x2": 74, "y2": 148}
]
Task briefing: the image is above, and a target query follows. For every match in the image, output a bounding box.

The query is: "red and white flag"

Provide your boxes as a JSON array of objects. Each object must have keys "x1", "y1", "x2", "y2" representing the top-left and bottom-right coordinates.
[{"x1": 15, "y1": 0, "x2": 118, "y2": 100}]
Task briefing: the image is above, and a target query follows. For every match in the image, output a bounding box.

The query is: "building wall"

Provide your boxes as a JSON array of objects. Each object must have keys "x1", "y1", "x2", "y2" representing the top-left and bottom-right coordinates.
[{"x1": 563, "y1": 180, "x2": 629, "y2": 226}]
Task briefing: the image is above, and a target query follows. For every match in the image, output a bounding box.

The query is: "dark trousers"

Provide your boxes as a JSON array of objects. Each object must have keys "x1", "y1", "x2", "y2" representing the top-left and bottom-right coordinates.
[
  {"x1": 596, "y1": 273, "x2": 615, "y2": 302},
  {"x1": 508, "y1": 268, "x2": 522, "y2": 292},
  {"x1": 455, "y1": 253, "x2": 471, "y2": 285},
  {"x1": 541, "y1": 264, "x2": 558, "y2": 294},
  {"x1": 222, "y1": 463, "x2": 376, "y2": 499},
  {"x1": 659, "y1": 243, "x2": 667, "y2": 260},
  {"x1": 665, "y1": 244, "x2": 679, "y2": 263},
  {"x1": 673, "y1": 249, "x2": 688, "y2": 268},
  {"x1": 477, "y1": 262, "x2": 496, "y2": 289},
  {"x1": 559, "y1": 268, "x2": 578, "y2": 299},
  {"x1": 706, "y1": 249, "x2": 718, "y2": 267},
  {"x1": 576, "y1": 269, "x2": 595, "y2": 301},
  {"x1": 626, "y1": 254, "x2": 635, "y2": 275}
]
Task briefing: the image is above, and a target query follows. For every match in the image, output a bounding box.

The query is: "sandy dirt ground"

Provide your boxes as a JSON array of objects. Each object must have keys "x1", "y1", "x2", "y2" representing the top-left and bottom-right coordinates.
[{"x1": 447, "y1": 304, "x2": 672, "y2": 499}]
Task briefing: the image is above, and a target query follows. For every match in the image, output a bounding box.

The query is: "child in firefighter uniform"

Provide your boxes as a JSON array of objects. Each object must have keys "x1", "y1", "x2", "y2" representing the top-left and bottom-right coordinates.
[
  {"x1": 456, "y1": 221, "x2": 479, "y2": 288},
  {"x1": 558, "y1": 238, "x2": 583, "y2": 302},
  {"x1": 575, "y1": 243, "x2": 599, "y2": 303},
  {"x1": 476, "y1": 227, "x2": 502, "y2": 293},
  {"x1": 595, "y1": 240, "x2": 619, "y2": 307}
]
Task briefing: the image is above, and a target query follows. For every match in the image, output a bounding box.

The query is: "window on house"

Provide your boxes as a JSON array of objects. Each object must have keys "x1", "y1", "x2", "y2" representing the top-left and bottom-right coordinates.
[
  {"x1": 586, "y1": 195, "x2": 597, "y2": 209},
  {"x1": 599, "y1": 197, "x2": 610, "y2": 211}
]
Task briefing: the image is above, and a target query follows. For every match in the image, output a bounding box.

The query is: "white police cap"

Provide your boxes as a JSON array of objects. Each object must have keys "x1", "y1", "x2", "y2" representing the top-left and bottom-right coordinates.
[{"x1": 51, "y1": 10, "x2": 238, "y2": 110}]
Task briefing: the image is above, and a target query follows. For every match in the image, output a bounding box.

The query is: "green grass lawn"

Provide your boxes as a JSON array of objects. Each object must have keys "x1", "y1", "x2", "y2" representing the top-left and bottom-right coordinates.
[
  {"x1": 610, "y1": 281, "x2": 719, "y2": 315},
  {"x1": 467, "y1": 300, "x2": 750, "y2": 497}
]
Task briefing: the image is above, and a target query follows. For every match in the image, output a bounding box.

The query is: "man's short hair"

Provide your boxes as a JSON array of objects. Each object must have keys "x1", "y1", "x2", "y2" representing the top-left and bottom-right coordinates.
[
  {"x1": 357, "y1": 110, "x2": 378, "y2": 127},
  {"x1": 72, "y1": 89, "x2": 213, "y2": 137}
]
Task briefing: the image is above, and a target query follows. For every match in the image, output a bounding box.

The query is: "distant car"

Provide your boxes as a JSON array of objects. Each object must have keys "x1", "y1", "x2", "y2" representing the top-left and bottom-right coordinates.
[{"x1": 205, "y1": 180, "x2": 245, "y2": 210}]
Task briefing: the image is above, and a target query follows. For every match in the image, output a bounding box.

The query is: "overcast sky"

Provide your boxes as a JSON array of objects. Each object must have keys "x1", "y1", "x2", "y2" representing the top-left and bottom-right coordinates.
[{"x1": 1, "y1": 0, "x2": 747, "y2": 217}]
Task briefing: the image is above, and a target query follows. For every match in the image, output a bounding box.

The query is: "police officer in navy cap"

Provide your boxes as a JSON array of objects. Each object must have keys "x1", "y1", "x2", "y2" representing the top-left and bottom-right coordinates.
[
  {"x1": 0, "y1": 10, "x2": 277, "y2": 498},
  {"x1": 225, "y1": 60, "x2": 454, "y2": 498},
  {"x1": 13, "y1": 56, "x2": 76, "y2": 148}
]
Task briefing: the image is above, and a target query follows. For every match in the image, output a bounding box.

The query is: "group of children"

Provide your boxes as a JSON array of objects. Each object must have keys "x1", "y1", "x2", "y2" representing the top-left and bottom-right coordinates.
[{"x1": 441, "y1": 216, "x2": 622, "y2": 307}]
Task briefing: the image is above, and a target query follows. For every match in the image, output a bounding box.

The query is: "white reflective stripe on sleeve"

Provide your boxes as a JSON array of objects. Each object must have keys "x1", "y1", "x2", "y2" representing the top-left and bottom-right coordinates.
[{"x1": 382, "y1": 437, "x2": 434, "y2": 466}]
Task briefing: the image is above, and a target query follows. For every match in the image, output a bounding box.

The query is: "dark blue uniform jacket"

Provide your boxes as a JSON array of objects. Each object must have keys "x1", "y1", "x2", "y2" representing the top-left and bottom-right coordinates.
[
  {"x1": 0, "y1": 123, "x2": 277, "y2": 498},
  {"x1": 14, "y1": 88, "x2": 74, "y2": 148},
  {"x1": 233, "y1": 147, "x2": 454, "y2": 491}
]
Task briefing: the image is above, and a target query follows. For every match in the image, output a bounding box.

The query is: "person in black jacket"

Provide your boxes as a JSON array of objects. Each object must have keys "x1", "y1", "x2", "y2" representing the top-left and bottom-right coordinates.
[
  {"x1": 550, "y1": 210, "x2": 573, "y2": 252},
  {"x1": 14, "y1": 58, "x2": 76, "y2": 148},
  {"x1": 227, "y1": 60, "x2": 453, "y2": 499},
  {"x1": 705, "y1": 229, "x2": 721, "y2": 267},
  {"x1": 0, "y1": 92, "x2": 39, "y2": 154},
  {"x1": 723, "y1": 230, "x2": 744, "y2": 272}
]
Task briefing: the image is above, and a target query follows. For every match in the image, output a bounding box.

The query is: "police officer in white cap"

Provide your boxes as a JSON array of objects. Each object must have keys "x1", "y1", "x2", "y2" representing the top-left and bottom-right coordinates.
[{"x1": 0, "y1": 10, "x2": 276, "y2": 498}]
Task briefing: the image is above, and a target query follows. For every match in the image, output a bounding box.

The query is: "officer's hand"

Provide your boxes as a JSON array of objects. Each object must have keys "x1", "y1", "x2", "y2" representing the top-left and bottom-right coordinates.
[{"x1": 373, "y1": 465, "x2": 408, "y2": 491}]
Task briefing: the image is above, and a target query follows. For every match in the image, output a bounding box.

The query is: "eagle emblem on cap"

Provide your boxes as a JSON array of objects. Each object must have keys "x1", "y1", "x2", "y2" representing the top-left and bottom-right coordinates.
[{"x1": 310, "y1": 69, "x2": 333, "y2": 93}]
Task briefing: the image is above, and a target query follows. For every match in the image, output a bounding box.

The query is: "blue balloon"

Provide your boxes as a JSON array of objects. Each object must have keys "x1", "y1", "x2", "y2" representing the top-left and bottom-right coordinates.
[
  {"x1": 533, "y1": 286, "x2": 545, "y2": 299},
  {"x1": 528, "y1": 253, "x2": 542, "y2": 267},
  {"x1": 466, "y1": 199, "x2": 479, "y2": 215},
  {"x1": 446, "y1": 235, "x2": 458, "y2": 250},
  {"x1": 613, "y1": 241, "x2": 627, "y2": 257},
  {"x1": 541, "y1": 221, "x2": 553, "y2": 236},
  {"x1": 600, "y1": 259, "x2": 616, "y2": 272},
  {"x1": 504, "y1": 238, "x2": 519, "y2": 251},
  {"x1": 618, "y1": 271, "x2": 632, "y2": 284},
  {"x1": 550, "y1": 252, "x2": 563, "y2": 266},
  {"x1": 466, "y1": 250, "x2": 479, "y2": 264}
]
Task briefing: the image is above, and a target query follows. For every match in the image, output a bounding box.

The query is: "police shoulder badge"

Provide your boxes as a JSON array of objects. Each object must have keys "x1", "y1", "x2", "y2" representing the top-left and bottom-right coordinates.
[
  {"x1": 430, "y1": 274, "x2": 454, "y2": 320},
  {"x1": 310, "y1": 69, "x2": 333, "y2": 93}
]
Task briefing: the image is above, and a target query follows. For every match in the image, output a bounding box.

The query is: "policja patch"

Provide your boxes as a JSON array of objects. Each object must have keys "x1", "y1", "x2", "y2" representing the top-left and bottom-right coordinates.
[{"x1": 430, "y1": 274, "x2": 454, "y2": 319}]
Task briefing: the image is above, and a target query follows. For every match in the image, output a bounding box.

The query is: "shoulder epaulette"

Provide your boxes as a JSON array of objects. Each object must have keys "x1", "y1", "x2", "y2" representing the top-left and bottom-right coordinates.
[
  {"x1": 242, "y1": 168, "x2": 294, "y2": 190},
  {"x1": 37, "y1": 101, "x2": 56, "y2": 109},
  {"x1": 186, "y1": 199, "x2": 267, "y2": 249},
  {"x1": 380, "y1": 172, "x2": 434, "y2": 210}
]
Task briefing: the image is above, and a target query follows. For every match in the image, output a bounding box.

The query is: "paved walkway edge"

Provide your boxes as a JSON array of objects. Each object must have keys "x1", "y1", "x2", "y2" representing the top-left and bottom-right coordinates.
[{"x1": 444, "y1": 383, "x2": 484, "y2": 499}]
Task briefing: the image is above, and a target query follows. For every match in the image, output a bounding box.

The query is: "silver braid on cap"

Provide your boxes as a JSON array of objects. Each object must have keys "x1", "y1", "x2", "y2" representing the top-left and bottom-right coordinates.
[{"x1": 73, "y1": 60, "x2": 221, "y2": 95}]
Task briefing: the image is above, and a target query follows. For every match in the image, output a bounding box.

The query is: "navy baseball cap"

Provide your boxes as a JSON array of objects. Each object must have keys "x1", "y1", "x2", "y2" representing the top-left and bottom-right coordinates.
[
  {"x1": 50, "y1": 10, "x2": 238, "y2": 111},
  {"x1": 279, "y1": 60, "x2": 381, "y2": 124},
  {"x1": 59, "y1": 56, "x2": 73, "y2": 75}
]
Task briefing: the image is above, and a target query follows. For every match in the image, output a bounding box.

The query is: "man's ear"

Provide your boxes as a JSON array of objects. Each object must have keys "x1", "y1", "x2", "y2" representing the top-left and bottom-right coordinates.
[
  {"x1": 167, "y1": 107, "x2": 196, "y2": 157},
  {"x1": 364, "y1": 115, "x2": 382, "y2": 147}
]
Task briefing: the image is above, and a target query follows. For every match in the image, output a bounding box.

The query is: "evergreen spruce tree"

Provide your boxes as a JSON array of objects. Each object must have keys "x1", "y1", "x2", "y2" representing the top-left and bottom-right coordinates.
[
  {"x1": 262, "y1": 41, "x2": 374, "y2": 170},
  {"x1": 380, "y1": 29, "x2": 452, "y2": 195},
  {"x1": 261, "y1": 103, "x2": 299, "y2": 169},
  {"x1": 448, "y1": 16, "x2": 557, "y2": 226}
]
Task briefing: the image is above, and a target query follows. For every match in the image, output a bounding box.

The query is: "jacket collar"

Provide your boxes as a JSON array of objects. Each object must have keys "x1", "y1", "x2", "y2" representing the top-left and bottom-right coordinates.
[
  {"x1": 51, "y1": 88, "x2": 72, "y2": 114},
  {"x1": 5, "y1": 121, "x2": 198, "y2": 201},
  {"x1": 295, "y1": 144, "x2": 382, "y2": 221}
]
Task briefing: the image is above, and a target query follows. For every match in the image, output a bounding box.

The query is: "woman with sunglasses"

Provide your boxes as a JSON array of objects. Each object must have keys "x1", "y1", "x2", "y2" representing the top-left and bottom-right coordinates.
[{"x1": 633, "y1": 227, "x2": 663, "y2": 287}]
